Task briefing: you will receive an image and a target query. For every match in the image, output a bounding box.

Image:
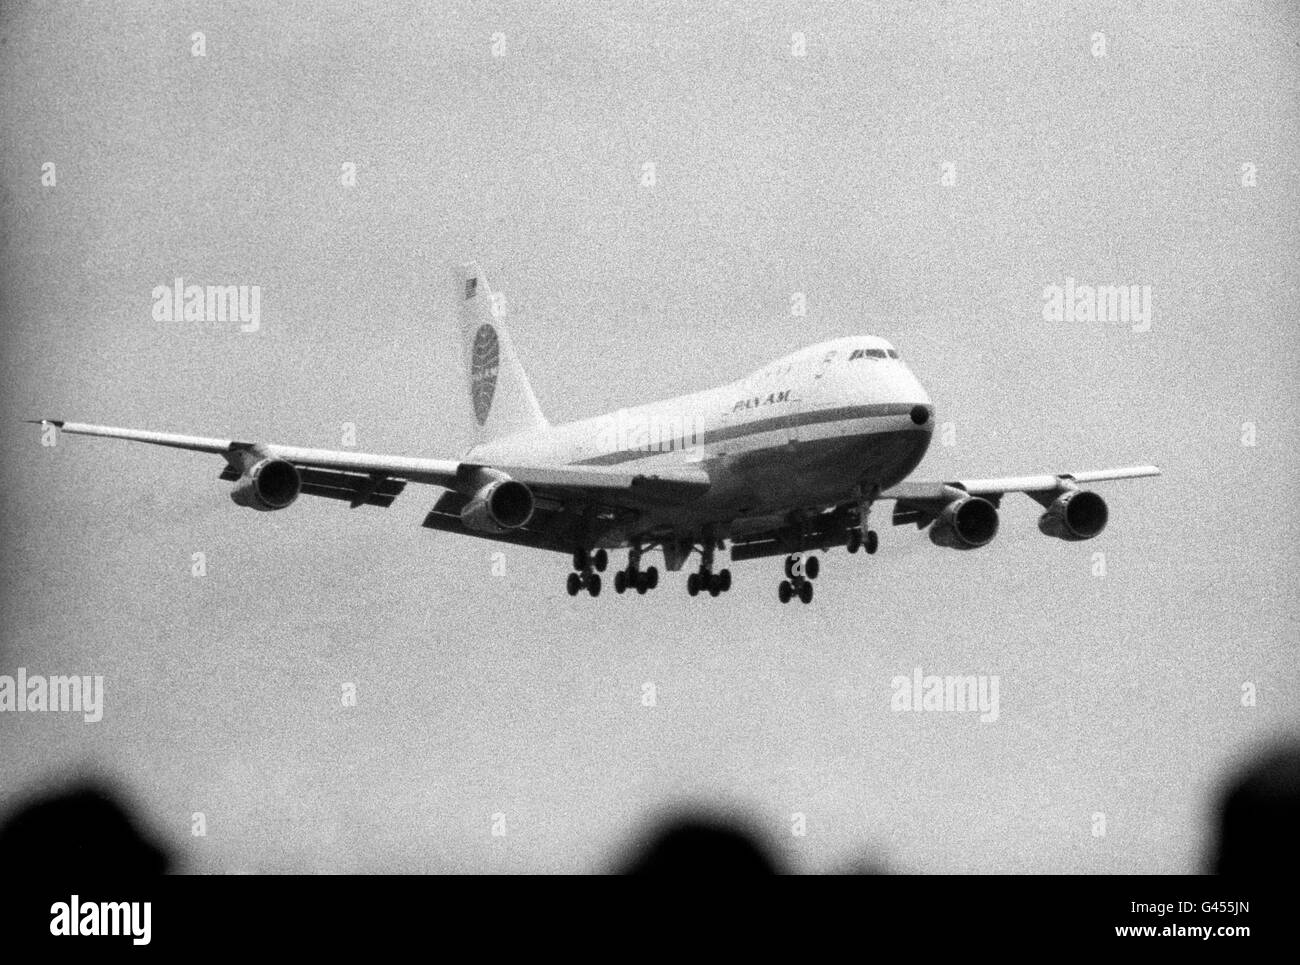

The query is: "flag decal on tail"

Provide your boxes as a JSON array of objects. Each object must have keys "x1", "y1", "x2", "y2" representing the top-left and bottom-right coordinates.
[{"x1": 470, "y1": 324, "x2": 500, "y2": 425}]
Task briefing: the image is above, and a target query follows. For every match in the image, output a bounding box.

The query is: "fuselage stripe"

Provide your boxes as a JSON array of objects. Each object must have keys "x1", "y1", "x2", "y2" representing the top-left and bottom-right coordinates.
[{"x1": 575, "y1": 403, "x2": 926, "y2": 467}]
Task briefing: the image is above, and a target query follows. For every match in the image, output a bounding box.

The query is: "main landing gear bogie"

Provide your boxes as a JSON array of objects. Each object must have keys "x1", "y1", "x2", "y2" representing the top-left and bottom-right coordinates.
[
  {"x1": 566, "y1": 570, "x2": 602, "y2": 597},
  {"x1": 567, "y1": 547, "x2": 608, "y2": 597},
  {"x1": 685, "y1": 531, "x2": 732, "y2": 599},
  {"x1": 779, "y1": 553, "x2": 818, "y2": 605},
  {"x1": 614, "y1": 565, "x2": 659, "y2": 595},
  {"x1": 846, "y1": 529, "x2": 878, "y2": 555},
  {"x1": 686, "y1": 568, "x2": 732, "y2": 598}
]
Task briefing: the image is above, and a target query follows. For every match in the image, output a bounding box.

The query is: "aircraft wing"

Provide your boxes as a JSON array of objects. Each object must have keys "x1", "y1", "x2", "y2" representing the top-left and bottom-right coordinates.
[
  {"x1": 880, "y1": 465, "x2": 1162, "y2": 503},
  {"x1": 32, "y1": 420, "x2": 711, "y2": 509}
]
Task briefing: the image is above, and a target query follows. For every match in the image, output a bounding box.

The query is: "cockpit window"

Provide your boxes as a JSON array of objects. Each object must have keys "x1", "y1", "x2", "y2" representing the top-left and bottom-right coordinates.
[
  {"x1": 886, "y1": 349, "x2": 899, "y2": 359},
  {"x1": 849, "y1": 348, "x2": 887, "y2": 360}
]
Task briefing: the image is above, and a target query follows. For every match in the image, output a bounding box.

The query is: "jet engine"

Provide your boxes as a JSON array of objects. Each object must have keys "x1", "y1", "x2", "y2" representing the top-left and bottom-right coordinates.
[
  {"x1": 1037, "y1": 489, "x2": 1108, "y2": 541},
  {"x1": 460, "y1": 479, "x2": 535, "y2": 533},
  {"x1": 929, "y1": 495, "x2": 1000, "y2": 550},
  {"x1": 230, "y1": 458, "x2": 301, "y2": 511}
]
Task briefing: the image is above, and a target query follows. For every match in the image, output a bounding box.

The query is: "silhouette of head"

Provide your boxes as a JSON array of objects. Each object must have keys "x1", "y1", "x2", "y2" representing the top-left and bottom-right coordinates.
[
  {"x1": 0, "y1": 782, "x2": 171, "y2": 874},
  {"x1": 1212, "y1": 739, "x2": 1300, "y2": 874},
  {"x1": 621, "y1": 816, "x2": 782, "y2": 874}
]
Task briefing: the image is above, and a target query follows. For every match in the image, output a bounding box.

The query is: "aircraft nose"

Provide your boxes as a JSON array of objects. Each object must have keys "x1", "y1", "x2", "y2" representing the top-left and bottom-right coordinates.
[{"x1": 895, "y1": 367, "x2": 933, "y2": 427}]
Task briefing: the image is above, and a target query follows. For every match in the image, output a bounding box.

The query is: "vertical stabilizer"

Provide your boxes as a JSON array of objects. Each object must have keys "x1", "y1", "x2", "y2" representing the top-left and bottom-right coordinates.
[{"x1": 455, "y1": 262, "x2": 549, "y2": 444}]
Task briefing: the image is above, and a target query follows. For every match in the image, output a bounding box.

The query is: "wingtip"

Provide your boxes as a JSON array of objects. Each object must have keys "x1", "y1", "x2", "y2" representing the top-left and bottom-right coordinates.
[{"x1": 25, "y1": 418, "x2": 63, "y2": 427}]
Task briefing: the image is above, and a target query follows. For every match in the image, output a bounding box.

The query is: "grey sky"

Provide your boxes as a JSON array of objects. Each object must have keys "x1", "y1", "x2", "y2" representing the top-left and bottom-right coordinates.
[{"x1": 1, "y1": 1, "x2": 1296, "y2": 872}]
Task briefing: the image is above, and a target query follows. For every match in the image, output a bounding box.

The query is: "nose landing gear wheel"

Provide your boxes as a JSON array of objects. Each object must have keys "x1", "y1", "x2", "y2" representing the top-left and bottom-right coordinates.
[
  {"x1": 593, "y1": 549, "x2": 608, "y2": 572},
  {"x1": 847, "y1": 530, "x2": 861, "y2": 553},
  {"x1": 687, "y1": 572, "x2": 700, "y2": 597},
  {"x1": 778, "y1": 580, "x2": 793, "y2": 603},
  {"x1": 718, "y1": 568, "x2": 731, "y2": 592},
  {"x1": 866, "y1": 530, "x2": 878, "y2": 554},
  {"x1": 566, "y1": 572, "x2": 582, "y2": 596},
  {"x1": 646, "y1": 566, "x2": 659, "y2": 589},
  {"x1": 586, "y1": 573, "x2": 601, "y2": 597},
  {"x1": 798, "y1": 580, "x2": 814, "y2": 604},
  {"x1": 614, "y1": 570, "x2": 627, "y2": 594},
  {"x1": 804, "y1": 555, "x2": 819, "y2": 580}
]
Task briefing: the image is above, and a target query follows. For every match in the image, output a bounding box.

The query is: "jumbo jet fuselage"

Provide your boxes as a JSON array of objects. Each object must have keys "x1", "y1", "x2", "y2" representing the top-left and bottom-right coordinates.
[{"x1": 467, "y1": 334, "x2": 933, "y2": 545}]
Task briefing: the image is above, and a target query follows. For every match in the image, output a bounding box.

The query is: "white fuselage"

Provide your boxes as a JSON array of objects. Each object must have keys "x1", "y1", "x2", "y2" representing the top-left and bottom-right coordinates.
[{"x1": 467, "y1": 336, "x2": 934, "y2": 545}]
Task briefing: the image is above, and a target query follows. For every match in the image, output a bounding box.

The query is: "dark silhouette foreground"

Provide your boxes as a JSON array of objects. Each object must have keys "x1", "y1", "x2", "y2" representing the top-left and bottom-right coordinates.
[{"x1": 0, "y1": 782, "x2": 171, "y2": 874}]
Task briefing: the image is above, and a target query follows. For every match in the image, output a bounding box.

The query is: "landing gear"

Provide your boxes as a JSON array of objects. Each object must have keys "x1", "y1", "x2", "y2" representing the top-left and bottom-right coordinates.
[
  {"x1": 617, "y1": 564, "x2": 659, "y2": 595},
  {"x1": 566, "y1": 570, "x2": 601, "y2": 597},
  {"x1": 779, "y1": 553, "x2": 817, "y2": 605},
  {"x1": 686, "y1": 531, "x2": 732, "y2": 598},
  {"x1": 568, "y1": 547, "x2": 605, "y2": 597},
  {"x1": 611, "y1": 542, "x2": 661, "y2": 597},
  {"x1": 847, "y1": 497, "x2": 879, "y2": 555}
]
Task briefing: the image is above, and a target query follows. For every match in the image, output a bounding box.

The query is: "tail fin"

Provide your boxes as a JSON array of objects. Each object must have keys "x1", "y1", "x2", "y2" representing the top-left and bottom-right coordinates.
[{"x1": 456, "y1": 262, "x2": 549, "y2": 445}]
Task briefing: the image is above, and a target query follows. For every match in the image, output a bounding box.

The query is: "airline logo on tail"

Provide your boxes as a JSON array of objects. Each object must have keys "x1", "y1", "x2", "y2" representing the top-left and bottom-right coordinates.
[{"x1": 470, "y1": 323, "x2": 500, "y2": 425}]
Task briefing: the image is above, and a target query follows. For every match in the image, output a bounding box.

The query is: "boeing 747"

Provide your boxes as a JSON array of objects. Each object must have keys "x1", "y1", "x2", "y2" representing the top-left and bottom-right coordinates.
[{"x1": 34, "y1": 262, "x2": 1160, "y2": 604}]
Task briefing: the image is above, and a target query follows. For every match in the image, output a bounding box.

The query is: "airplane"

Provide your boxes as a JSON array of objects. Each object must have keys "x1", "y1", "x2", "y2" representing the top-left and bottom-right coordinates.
[{"x1": 33, "y1": 262, "x2": 1160, "y2": 605}]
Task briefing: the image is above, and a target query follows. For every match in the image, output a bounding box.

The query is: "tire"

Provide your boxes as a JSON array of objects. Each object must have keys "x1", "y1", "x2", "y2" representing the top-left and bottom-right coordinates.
[
  {"x1": 719, "y1": 568, "x2": 732, "y2": 592},
  {"x1": 614, "y1": 570, "x2": 627, "y2": 594},
  {"x1": 566, "y1": 572, "x2": 582, "y2": 596},
  {"x1": 594, "y1": 549, "x2": 608, "y2": 572},
  {"x1": 805, "y1": 555, "x2": 820, "y2": 580},
  {"x1": 798, "y1": 580, "x2": 814, "y2": 604},
  {"x1": 587, "y1": 573, "x2": 601, "y2": 597},
  {"x1": 784, "y1": 555, "x2": 799, "y2": 580},
  {"x1": 778, "y1": 580, "x2": 792, "y2": 603},
  {"x1": 866, "y1": 530, "x2": 878, "y2": 555},
  {"x1": 636, "y1": 578, "x2": 648, "y2": 595},
  {"x1": 687, "y1": 572, "x2": 700, "y2": 597},
  {"x1": 573, "y1": 549, "x2": 587, "y2": 572},
  {"x1": 847, "y1": 530, "x2": 861, "y2": 554},
  {"x1": 646, "y1": 566, "x2": 659, "y2": 589}
]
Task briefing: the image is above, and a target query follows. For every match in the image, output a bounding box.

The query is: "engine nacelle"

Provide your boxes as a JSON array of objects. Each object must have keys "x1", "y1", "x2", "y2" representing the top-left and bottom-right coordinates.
[
  {"x1": 929, "y1": 495, "x2": 1000, "y2": 550},
  {"x1": 1038, "y1": 489, "x2": 1108, "y2": 541},
  {"x1": 230, "y1": 458, "x2": 301, "y2": 511},
  {"x1": 459, "y1": 479, "x2": 534, "y2": 534}
]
